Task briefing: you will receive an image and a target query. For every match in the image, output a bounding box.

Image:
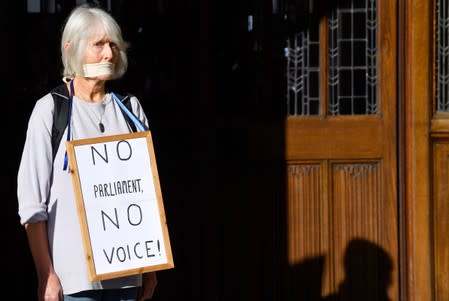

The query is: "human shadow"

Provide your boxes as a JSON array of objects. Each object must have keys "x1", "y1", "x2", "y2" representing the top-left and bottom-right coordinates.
[
  {"x1": 322, "y1": 238, "x2": 393, "y2": 301},
  {"x1": 288, "y1": 238, "x2": 393, "y2": 301},
  {"x1": 285, "y1": 256, "x2": 325, "y2": 301}
]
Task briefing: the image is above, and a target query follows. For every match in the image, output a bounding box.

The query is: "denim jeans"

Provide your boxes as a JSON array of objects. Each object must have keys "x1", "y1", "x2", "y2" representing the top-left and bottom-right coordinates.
[{"x1": 64, "y1": 287, "x2": 138, "y2": 301}]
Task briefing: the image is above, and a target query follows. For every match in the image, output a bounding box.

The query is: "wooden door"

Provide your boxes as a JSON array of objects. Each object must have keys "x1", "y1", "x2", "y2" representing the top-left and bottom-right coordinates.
[{"x1": 284, "y1": 1, "x2": 398, "y2": 300}]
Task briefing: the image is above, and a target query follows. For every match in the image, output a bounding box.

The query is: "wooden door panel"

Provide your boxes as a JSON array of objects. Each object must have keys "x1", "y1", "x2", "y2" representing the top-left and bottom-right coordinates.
[
  {"x1": 287, "y1": 159, "x2": 397, "y2": 299},
  {"x1": 287, "y1": 162, "x2": 331, "y2": 294},
  {"x1": 433, "y1": 142, "x2": 449, "y2": 301},
  {"x1": 286, "y1": 116, "x2": 383, "y2": 159},
  {"x1": 331, "y1": 161, "x2": 397, "y2": 298},
  {"x1": 285, "y1": 0, "x2": 398, "y2": 300},
  {"x1": 287, "y1": 162, "x2": 328, "y2": 265}
]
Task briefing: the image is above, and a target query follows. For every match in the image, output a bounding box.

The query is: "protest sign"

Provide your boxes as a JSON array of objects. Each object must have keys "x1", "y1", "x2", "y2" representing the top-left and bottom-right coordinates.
[{"x1": 66, "y1": 131, "x2": 174, "y2": 281}]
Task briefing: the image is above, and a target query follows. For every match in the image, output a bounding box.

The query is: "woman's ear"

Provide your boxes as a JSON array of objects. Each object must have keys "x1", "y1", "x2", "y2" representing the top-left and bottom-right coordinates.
[{"x1": 64, "y1": 42, "x2": 70, "y2": 51}]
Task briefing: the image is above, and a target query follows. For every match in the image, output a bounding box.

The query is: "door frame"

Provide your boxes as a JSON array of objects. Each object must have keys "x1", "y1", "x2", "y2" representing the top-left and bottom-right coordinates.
[{"x1": 400, "y1": 1, "x2": 433, "y2": 300}]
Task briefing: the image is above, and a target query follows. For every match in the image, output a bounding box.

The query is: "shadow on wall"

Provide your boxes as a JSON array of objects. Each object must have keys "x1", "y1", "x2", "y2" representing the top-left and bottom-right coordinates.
[{"x1": 288, "y1": 238, "x2": 393, "y2": 301}]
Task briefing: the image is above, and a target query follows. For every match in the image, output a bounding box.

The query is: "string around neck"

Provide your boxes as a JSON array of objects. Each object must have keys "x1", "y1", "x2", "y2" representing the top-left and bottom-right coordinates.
[
  {"x1": 111, "y1": 92, "x2": 147, "y2": 132},
  {"x1": 60, "y1": 83, "x2": 147, "y2": 171},
  {"x1": 62, "y1": 80, "x2": 74, "y2": 171}
]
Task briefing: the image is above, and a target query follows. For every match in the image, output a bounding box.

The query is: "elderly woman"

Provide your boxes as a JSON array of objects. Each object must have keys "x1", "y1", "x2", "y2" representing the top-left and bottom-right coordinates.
[{"x1": 17, "y1": 5, "x2": 157, "y2": 301}]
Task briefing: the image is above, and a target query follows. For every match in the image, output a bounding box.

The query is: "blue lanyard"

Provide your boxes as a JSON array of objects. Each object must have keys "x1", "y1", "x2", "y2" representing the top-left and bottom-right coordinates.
[
  {"x1": 111, "y1": 92, "x2": 146, "y2": 132},
  {"x1": 61, "y1": 85, "x2": 146, "y2": 171}
]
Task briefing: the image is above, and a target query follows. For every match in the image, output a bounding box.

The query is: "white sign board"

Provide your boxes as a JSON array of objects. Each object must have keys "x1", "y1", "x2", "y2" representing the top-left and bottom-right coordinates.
[{"x1": 66, "y1": 131, "x2": 174, "y2": 281}]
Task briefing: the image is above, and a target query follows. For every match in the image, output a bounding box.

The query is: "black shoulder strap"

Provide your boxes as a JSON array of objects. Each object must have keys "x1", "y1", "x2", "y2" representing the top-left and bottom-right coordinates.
[
  {"x1": 50, "y1": 85, "x2": 141, "y2": 162},
  {"x1": 50, "y1": 84, "x2": 70, "y2": 162}
]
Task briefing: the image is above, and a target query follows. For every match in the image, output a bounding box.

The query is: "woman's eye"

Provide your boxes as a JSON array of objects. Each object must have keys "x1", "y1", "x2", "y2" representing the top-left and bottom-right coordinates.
[{"x1": 90, "y1": 41, "x2": 118, "y2": 52}]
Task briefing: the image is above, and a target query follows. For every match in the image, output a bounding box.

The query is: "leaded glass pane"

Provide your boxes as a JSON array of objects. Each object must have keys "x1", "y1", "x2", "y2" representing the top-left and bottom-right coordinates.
[
  {"x1": 328, "y1": 0, "x2": 378, "y2": 115},
  {"x1": 285, "y1": 15, "x2": 320, "y2": 115},
  {"x1": 284, "y1": 0, "x2": 377, "y2": 116},
  {"x1": 436, "y1": 0, "x2": 449, "y2": 111}
]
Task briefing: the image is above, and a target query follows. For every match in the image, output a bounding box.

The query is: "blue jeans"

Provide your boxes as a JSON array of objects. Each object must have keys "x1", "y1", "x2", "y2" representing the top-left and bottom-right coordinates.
[{"x1": 64, "y1": 287, "x2": 138, "y2": 301}]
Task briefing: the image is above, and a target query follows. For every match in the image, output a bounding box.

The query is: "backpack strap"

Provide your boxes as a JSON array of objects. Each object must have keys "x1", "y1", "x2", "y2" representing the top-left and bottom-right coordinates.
[
  {"x1": 50, "y1": 84, "x2": 70, "y2": 162},
  {"x1": 49, "y1": 84, "x2": 140, "y2": 162}
]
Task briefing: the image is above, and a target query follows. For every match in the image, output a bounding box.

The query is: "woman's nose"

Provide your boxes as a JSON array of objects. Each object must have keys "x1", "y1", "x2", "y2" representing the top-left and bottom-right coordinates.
[{"x1": 103, "y1": 43, "x2": 114, "y2": 60}]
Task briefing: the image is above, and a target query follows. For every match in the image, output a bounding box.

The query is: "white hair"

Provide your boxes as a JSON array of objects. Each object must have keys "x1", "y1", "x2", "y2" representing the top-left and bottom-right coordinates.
[{"x1": 61, "y1": 5, "x2": 129, "y2": 79}]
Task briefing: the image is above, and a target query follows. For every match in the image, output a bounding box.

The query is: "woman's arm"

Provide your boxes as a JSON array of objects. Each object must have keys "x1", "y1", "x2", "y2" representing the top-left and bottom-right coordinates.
[
  {"x1": 137, "y1": 272, "x2": 157, "y2": 301},
  {"x1": 25, "y1": 221, "x2": 63, "y2": 301}
]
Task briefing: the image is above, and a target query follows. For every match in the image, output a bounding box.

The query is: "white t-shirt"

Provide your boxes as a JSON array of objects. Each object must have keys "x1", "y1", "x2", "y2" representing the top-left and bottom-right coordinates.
[{"x1": 17, "y1": 91, "x2": 149, "y2": 294}]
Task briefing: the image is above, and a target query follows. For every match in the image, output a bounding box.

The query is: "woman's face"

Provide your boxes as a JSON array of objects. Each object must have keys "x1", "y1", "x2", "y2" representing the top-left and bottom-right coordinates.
[{"x1": 83, "y1": 31, "x2": 119, "y2": 80}]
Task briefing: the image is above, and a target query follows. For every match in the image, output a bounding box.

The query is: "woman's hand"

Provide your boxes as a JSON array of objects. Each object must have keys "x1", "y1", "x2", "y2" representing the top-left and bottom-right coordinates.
[{"x1": 38, "y1": 271, "x2": 63, "y2": 301}]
